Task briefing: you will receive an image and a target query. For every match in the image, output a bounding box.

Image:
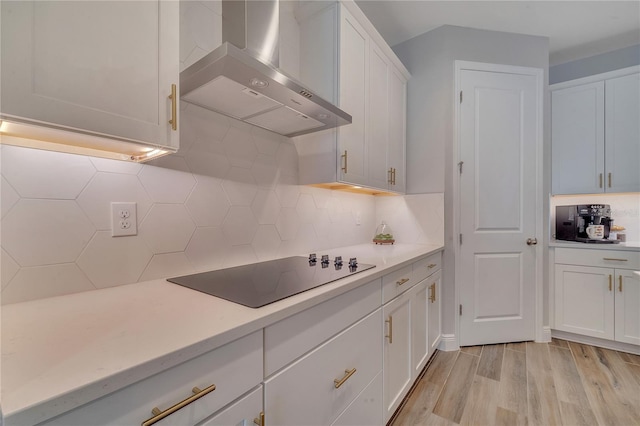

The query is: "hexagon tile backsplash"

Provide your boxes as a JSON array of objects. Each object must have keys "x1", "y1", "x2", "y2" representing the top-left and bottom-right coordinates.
[{"x1": 0, "y1": 103, "x2": 444, "y2": 304}]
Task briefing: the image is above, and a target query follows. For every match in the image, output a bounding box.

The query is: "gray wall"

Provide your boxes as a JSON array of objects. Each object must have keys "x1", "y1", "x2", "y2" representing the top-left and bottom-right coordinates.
[
  {"x1": 550, "y1": 44, "x2": 640, "y2": 84},
  {"x1": 394, "y1": 25, "x2": 549, "y2": 346}
]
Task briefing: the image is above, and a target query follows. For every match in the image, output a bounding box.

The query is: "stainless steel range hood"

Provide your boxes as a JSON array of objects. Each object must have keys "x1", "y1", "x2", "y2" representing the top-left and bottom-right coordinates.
[{"x1": 180, "y1": 0, "x2": 351, "y2": 138}]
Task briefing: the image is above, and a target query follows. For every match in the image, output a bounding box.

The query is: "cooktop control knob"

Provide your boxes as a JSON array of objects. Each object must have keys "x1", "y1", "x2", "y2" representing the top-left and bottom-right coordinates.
[
  {"x1": 321, "y1": 255, "x2": 330, "y2": 265},
  {"x1": 349, "y1": 257, "x2": 358, "y2": 267},
  {"x1": 309, "y1": 253, "x2": 317, "y2": 264},
  {"x1": 334, "y1": 256, "x2": 343, "y2": 266}
]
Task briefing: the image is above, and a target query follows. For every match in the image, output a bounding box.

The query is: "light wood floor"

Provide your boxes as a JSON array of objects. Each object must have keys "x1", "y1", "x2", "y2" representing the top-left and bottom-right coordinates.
[{"x1": 391, "y1": 339, "x2": 640, "y2": 426}]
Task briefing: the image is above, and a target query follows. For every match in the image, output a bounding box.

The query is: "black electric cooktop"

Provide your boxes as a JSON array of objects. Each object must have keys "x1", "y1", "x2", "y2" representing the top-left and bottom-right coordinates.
[{"x1": 167, "y1": 255, "x2": 375, "y2": 308}]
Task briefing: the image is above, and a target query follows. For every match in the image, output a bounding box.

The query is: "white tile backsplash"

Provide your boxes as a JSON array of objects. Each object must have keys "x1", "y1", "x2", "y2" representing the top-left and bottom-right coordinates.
[{"x1": 0, "y1": 101, "x2": 443, "y2": 303}]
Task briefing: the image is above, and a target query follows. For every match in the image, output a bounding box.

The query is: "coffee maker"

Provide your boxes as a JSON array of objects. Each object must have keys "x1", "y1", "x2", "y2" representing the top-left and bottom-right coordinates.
[{"x1": 556, "y1": 204, "x2": 618, "y2": 243}]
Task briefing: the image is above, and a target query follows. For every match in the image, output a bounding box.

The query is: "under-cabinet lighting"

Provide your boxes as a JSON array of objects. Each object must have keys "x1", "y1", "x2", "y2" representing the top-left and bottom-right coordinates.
[{"x1": 0, "y1": 119, "x2": 174, "y2": 162}]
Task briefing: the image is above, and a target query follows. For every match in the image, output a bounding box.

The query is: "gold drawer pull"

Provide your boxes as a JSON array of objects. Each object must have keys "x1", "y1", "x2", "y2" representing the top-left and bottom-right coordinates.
[
  {"x1": 168, "y1": 83, "x2": 178, "y2": 131},
  {"x1": 254, "y1": 411, "x2": 265, "y2": 426},
  {"x1": 334, "y1": 368, "x2": 357, "y2": 388},
  {"x1": 427, "y1": 263, "x2": 437, "y2": 269},
  {"x1": 142, "y1": 384, "x2": 216, "y2": 426},
  {"x1": 608, "y1": 275, "x2": 612, "y2": 292},
  {"x1": 599, "y1": 173, "x2": 603, "y2": 188},
  {"x1": 386, "y1": 316, "x2": 393, "y2": 343},
  {"x1": 619, "y1": 275, "x2": 623, "y2": 292},
  {"x1": 608, "y1": 172, "x2": 612, "y2": 188},
  {"x1": 603, "y1": 258, "x2": 628, "y2": 262},
  {"x1": 429, "y1": 283, "x2": 436, "y2": 303},
  {"x1": 397, "y1": 278, "x2": 410, "y2": 286}
]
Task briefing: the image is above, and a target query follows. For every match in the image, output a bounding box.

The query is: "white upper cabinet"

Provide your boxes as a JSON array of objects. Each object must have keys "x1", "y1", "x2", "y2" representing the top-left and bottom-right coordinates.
[
  {"x1": 551, "y1": 67, "x2": 639, "y2": 194},
  {"x1": 1, "y1": 1, "x2": 179, "y2": 157},
  {"x1": 294, "y1": 1, "x2": 409, "y2": 194},
  {"x1": 605, "y1": 73, "x2": 640, "y2": 193}
]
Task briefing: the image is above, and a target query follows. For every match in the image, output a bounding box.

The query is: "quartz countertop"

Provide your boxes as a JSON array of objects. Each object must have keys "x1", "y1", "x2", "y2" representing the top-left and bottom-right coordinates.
[
  {"x1": 549, "y1": 239, "x2": 640, "y2": 251},
  {"x1": 1, "y1": 243, "x2": 443, "y2": 426}
]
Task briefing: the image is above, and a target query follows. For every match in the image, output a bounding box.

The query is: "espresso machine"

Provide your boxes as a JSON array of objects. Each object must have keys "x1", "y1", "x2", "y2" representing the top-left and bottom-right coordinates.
[{"x1": 556, "y1": 204, "x2": 619, "y2": 243}]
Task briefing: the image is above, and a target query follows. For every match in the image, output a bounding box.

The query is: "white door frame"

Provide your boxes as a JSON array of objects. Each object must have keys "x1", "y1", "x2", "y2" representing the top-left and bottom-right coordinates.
[{"x1": 453, "y1": 60, "x2": 545, "y2": 345}]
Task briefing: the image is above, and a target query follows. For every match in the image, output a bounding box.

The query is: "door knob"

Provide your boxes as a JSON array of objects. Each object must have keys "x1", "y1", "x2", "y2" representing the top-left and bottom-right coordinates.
[{"x1": 526, "y1": 238, "x2": 538, "y2": 246}]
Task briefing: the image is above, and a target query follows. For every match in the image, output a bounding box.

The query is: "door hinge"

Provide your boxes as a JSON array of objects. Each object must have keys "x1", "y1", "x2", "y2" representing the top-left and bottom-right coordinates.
[
  {"x1": 458, "y1": 161, "x2": 464, "y2": 174},
  {"x1": 459, "y1": 234, "x2": 463, "y2": 245},
  {"x1": 460, "y1": 91, "x2": 463, "y2": 103},
  {"x1": 459, "y1": 304, "x2": 462, "y2": 316}
]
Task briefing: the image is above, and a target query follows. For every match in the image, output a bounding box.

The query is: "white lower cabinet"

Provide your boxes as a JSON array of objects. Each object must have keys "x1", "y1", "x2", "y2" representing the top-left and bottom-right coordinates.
[
  {"x1": 428, "y1": 270, "x2": 442, "y2": 353},
  {"x1": 197, "y1": 387, "x2": 263, "y2": 426},
  {"x1": 264, "y1": 310, "x2": 383, "y2": 426},
  {"x1": 554, "y1": 248, "x2": 640, "y2": 346},
  {"x1": 37, "y1": 331, "x2": 263, "y2": 426},
  {"x1": 383, "y1": 288, "x2": 413, "y2": 422}
]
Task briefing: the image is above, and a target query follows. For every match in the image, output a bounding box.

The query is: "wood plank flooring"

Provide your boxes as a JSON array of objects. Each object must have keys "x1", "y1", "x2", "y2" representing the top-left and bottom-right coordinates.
[{"x1": 391, "y1": 340, "x2": 640, "y2": 426}]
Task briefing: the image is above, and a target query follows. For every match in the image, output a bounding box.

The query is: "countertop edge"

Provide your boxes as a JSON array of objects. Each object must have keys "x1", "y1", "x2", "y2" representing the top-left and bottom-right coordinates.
[{"x1": 3, "y1": 243, "x2": 443, "y2": 426}]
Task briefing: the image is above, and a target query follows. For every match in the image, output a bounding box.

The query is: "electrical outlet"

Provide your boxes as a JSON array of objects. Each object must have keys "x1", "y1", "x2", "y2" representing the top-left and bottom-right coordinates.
[{"x1": 111, "y1": 202, "x2": 137, "y2": 237}]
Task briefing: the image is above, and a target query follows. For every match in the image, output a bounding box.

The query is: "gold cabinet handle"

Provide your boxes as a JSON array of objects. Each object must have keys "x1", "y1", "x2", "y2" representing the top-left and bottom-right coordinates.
[
  {"x1": 254, "y1": 411, "x2": 265, "y2": 426},
  {"x1": 608, "y1": 275, "x2": 612, "y2": 292},
  {"x1": 142, "y1": 384, "x2": 216, "y2": 426},
  {"x1": 429, "y1": 283, "x2": 436, "y2": 303},
  {"x1": 168, "y1": 83, "x2": 178, "y2": 131},
  {"x1": 608, "y1": 172, "x2": 612, "y2": 188},
  {"x1": 396, "y1": 278, "x2": 410, "y2": 286},
  {"x1": 599, "y1": 173, "x2": 603, "y2": 188},
  {"x1": 603, "y1": 258, "x2": 628, "y2": 262},
  {"x1": 392, "y1": 168, "x2": 396, "y2": 185},
  {"x1": 341, "y1": 150, "x2": 348, "y2": 173},
  {"x1": 619, "y1": 275, "x2": 623, "y2": 292},
  {"x1": 427, "y1": 263, "x2": 437, "y2": 269},
  {"x1": 388, "y1": 168, "x2": 393, "y2": 185},
  {"x1": 385, "y1": 316, "x2": 393, "y2": 343},
  {"x1": 334, "y1": 368, "x2": 357, "y2": 388}
]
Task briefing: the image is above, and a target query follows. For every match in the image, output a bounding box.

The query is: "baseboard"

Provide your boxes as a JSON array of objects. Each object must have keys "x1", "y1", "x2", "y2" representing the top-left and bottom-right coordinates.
[
  {"x1": 536, "y1": 326, "x2": 551, "y2": 343},
  {"x1": 552, "y1": 329, "x2": 640, "y2": 355},
  {"x1": 438, "y1": 334, "x2": 458, "y2": 351}
]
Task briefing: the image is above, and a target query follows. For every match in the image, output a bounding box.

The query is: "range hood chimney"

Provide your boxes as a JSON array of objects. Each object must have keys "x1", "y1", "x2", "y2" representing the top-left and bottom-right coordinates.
[{"x1": 180, "y1": 0, "x2": 351, "y2": 137}]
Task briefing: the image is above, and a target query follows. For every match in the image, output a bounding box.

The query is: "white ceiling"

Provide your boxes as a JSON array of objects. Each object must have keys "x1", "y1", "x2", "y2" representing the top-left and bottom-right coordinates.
[{"x1": 354, "y1": 1, "x2": 640, "y2": 65}]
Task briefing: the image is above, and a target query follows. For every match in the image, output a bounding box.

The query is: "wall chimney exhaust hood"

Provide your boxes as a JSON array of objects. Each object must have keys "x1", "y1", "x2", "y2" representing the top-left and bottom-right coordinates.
[{"x1": 180, "y1": 0, "x2": 351, "y2": 138}]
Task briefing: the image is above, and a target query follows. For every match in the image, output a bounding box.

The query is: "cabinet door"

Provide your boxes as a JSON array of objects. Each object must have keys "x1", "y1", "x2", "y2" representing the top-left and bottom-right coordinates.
[
  {"x1": 605, "y1": 72, "x2": 640, "y2": 193},
  {"x1": 551, "y1": 82, "x2": 605, "y2": 194},
  {"x1": 554, "y1": 264, "x2": 614, "y2": 339},
  {"x1": 367, "y1": 41, "x2": 390, "y2": 191},
  {"x1": 428, "y1": 270, "x2": 442, "y2": 353},
  {"x1": 410, "y1": 281, "x2": 429, "y2": 378},
  {"x1": 197, "y1": 387, "x2": 262, "y2": 426},
  {"x1": 1, "y1": 1, "x2": 179, "y2": 150},
  {"x1": 383, "y1": 291, "x2": 412, "y2": 422},
  {"x1": 387, "y1": 67, "x2": 407, "y2": 193},
  {"x1": 614, "y1": 270, "x2": 640, "y2": 345},
  {"x1": 338, "y1": 6, "x2": 368, "y2": 186},
  {"x1": 332, "y1": 371, "x2": 383, "y2": 426}
]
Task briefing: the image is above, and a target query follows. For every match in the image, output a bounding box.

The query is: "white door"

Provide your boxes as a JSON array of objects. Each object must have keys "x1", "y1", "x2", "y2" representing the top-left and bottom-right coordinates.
[{"x1": 458, "y1": 65, "x2": 541, "y2": 346}]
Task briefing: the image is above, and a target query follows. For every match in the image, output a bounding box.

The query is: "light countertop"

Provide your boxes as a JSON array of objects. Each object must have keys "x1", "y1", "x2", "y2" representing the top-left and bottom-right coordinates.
[
  {"x1": 1, "y1": 243, "x2": 443, "y2": 426},
  {"x1": 549, "y1": 239, "x2": 640, "y2": 251}
]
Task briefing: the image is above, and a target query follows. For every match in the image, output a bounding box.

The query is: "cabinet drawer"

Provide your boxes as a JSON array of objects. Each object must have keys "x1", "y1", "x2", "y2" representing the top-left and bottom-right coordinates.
[
  {"x1": 555, "y1": 248, "x2": 640, "y2": 270},
  {"x1": 412, "y1": 252, "x2": 442, "y2": 283},
  {"x1": 39, "y1": 331, "x2": 263, "y2": 426},
  {"x1": 332, "y1": 371, "x2": 383, "y2": 426},
  {"x1": 382, "y1": 264, "x2": 414, "y2": 304},
  {"x1": 264, "y1": 310, "x2": 383, "y2": 426},
  {"x1": 197, "y1": 386, "x2": 262, "y2": 426},
  {"x1": 265, "y1": 278, "x2": 381, "y2": 376}
]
